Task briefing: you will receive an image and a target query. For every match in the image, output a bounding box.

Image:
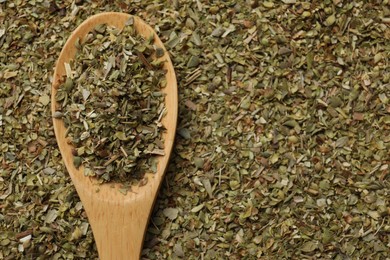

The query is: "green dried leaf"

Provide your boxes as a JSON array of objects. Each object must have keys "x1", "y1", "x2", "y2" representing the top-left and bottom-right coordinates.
[
  {"x1": 301, "y1": 241, "x2": 318, "y2": 252},
  {"x1": 191, "y1": 204, "x2": 204, "y2": 213},
  {"x1": 163, "y1": 208, "x2": 179, "y2": 220},
  {"x1": 325, "y1": 14, "x2": 336, "y2": 26}
]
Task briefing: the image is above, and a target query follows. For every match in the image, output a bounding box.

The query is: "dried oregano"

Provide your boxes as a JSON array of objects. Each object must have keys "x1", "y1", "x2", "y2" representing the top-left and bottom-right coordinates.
[{"x1": 56, "y1": 18, "x2": 167, "y2": 184}]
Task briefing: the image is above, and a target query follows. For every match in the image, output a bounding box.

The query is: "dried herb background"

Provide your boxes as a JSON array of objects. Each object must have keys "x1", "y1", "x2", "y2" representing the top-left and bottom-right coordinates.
[{"x1": 0, "y1": 0, "x2": 389, "y2": 259}]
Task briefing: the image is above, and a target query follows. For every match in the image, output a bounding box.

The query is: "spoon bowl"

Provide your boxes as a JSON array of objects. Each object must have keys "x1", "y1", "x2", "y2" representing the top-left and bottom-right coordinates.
[{"x1": 51, "y1": 12, "x2": 177, "y2": 259}]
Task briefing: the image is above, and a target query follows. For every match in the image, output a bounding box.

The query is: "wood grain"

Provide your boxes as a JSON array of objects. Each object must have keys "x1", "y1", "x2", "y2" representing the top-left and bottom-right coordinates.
[{"x1": 51, "y1": 12, "x2": 178, "y2": 260}]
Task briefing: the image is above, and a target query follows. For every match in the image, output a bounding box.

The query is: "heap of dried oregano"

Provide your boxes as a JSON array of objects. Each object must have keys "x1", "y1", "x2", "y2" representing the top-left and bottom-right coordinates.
[
  {"x1": 55, "y1": 19, "x2": 166, "y2": 185},
  {"x1": 0, "y1": 0, "x2": 389, "y2": 259}
]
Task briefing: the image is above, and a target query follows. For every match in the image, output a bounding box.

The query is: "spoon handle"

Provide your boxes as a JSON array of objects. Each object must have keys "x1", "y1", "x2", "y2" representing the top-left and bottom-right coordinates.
[{"x1": 79, "y1": 187, "x2": 154, "y2": 259}]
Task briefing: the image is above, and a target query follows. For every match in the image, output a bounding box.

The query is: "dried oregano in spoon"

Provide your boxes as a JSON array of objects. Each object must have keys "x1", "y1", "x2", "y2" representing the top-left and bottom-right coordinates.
[{"x1": 55, "y1": 17, "x2": 167, "y2": 185}]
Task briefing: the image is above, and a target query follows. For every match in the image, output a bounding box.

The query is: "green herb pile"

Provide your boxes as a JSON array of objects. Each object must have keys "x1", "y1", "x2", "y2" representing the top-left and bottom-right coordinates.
[{"x1": 55, "y1": 20, "x2": 167, "y2": 184}]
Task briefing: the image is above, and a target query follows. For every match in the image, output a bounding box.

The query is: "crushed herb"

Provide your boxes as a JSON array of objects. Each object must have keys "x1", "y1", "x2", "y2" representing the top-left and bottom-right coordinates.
[
  {"x1": 0, "y1": 0, "x2": 389, "y2": 259},
  {"x1": 55, "y1": 20, "x2": 167, "y2": 184}
]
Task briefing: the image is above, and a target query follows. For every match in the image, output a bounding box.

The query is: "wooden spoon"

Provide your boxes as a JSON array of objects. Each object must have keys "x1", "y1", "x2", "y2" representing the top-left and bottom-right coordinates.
[{"x1": 51, "y1": 12, "x2": 177, "y2": 259}]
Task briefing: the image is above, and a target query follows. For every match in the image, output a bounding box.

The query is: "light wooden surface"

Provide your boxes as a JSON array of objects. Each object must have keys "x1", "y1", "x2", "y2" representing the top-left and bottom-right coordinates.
[{"x1": 51, "y1": 12, "x2": 178, "y2": 260}]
